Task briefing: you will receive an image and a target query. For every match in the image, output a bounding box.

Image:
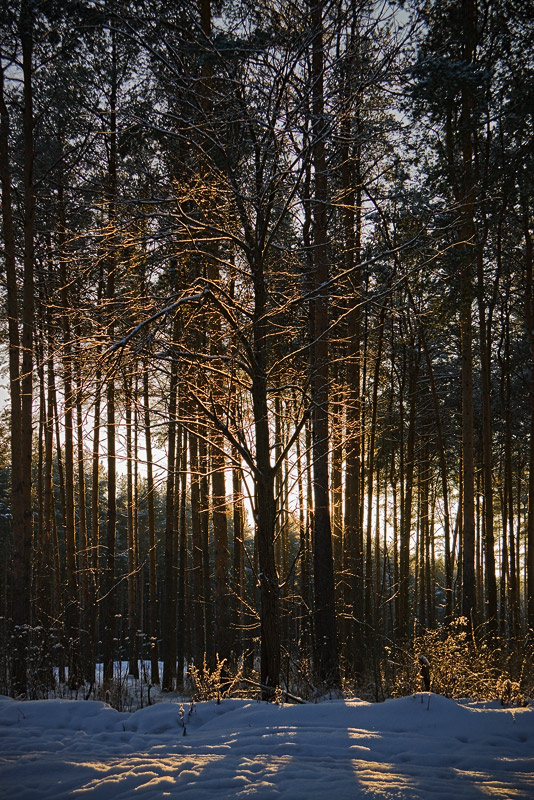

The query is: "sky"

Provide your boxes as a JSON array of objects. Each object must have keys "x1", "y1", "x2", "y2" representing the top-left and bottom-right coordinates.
[{"x1": 1, "y1": 689, "x2": 533, "y2": 799}]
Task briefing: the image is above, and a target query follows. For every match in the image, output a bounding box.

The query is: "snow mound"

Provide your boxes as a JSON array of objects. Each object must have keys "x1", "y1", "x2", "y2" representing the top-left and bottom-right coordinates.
[{"x1": 0, "y1": 693, "x2": 532, "y2": 799}]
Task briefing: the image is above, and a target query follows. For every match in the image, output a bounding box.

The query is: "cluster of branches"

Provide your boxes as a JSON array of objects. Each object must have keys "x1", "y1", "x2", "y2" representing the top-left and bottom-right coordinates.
[{"x1": 1, "y1": 0, "x2": 534, "y2": 700}]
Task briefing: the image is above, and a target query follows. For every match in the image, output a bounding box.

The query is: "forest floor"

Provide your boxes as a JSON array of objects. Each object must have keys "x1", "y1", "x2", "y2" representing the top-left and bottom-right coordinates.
[{"x1": 0, "y1": 687, "x2": 533, "y2": 799}]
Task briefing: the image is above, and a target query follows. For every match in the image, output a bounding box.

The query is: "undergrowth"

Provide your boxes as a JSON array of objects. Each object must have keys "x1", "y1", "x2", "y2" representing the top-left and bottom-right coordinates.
[
  {"x1": 383, "y1": 619, "x2": 532, "y2": 706},
  {"x1": 2, "y1": 623, "x2": 533, "y2": 708},
  {"x1": 186, "y1": 655, "x2": 249, "y2": 702}
]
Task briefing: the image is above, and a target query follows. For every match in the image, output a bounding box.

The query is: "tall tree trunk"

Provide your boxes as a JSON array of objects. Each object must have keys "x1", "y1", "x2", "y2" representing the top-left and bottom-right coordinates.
[
  {"x1": 0, "y1": 60, "x2": 24, "y2": 679},
  {"x1": 232, "y1": 448, "x2": 245, "y2": 656},
  {"x1": 250, "y1": 246, "x2": 281, "y2": 694},
  {"x1": 189, "y1": 420, "x2": 206, "y2": 666},
  {"x1": 35, "y1": 331, "x2": 45, "y2": 626},
  {"x1": 143, "y1": 365, "x2": 159, "y2": 684},
  {"x1": 162, "y1": 346, "x2": 179, "y2": 690},
  {"x1": 42, "y1": 308, "x2": 56, "y2": 635},
  {"x1": 177, "y1": 426, "x2": 188, "y2": 688},
  {"x1": 343, "y1": 232, "x2": 363, "y2": 672},
  {"x1": 59, "y1": 192, "x2": 81, "y2": 688},
  {"x1": 199, "y1": 427, "x2": 213, "y2": 664},
  {"x1": 212, "y1": 435, "x2": 230, "y2": 663},
  {"x1": 254, "y1": 429, "x2": 279, "y2": 696},
  {"x1": 522, "y1": 203, "x2": 534, "y2": 632},
  {"x1": 296, "y1": 423, "x2": 311, "y2": 661},
  {"x1": 330, "y1": 362, "x2": 344, "y2": 617},
  {"x1": 364, "y1": 303, "x2": 386, "y2": 629},
  {"x1": 102, "y1": 341, "x2": 117, "y2": 689},
  {"x1": 309, "y1": 0, "x2": 339, "y2": 687},
  {"x1": 501, "y1": 304, "x2": 520, "y2": 636},
  {"x1": 476, "y1": 248, "x2": 497, "y2": 629},
  {"x1": 4, "y1": 2, "x2": 36, "y2": 694},
  {"x1": 399, "y1": 342, "x2": 419, "y2": 640},
  {"x1": 406, "y1": 282, "x2": 453, "y2": 620},
  {"x1": 75, "y1": 336, "x2": 90, "y2": 680},
  {"x1": 89, "y1": 360, "x2": 102, "y2": 684},
  {"x1": 418, "y1": 444, "x2": 430, "y2": 629},
  {"x1": 459, "y1": 0, "x2": 477, "y2": 625},
  {"x1": 126, "y1": 375, "x2": 139, "y2": 678},
  {"x1": 50, "y1": 354, "x2": 67, "y2": 682},
  {"x1": 102, "y1": 30, "x2": 118, "y2": 689},
  {"x1": 199, "y1": 0, "x2": 230, "y2": 666}
]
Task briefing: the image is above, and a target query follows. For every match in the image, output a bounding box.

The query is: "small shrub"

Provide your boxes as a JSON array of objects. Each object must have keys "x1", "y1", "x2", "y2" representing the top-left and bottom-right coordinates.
[
  {"x1": 385, "y1": 620, "x2": 531, "y2": 702},
  {"x1": 186, "y1": 654, "x2": 247, "y2": 702},
  {"x1": 496, "y1": 676, "x2": 527, "y2": 707},
  {"x1": 273, "y1": 685, "x2": 284, "y2": 706}
]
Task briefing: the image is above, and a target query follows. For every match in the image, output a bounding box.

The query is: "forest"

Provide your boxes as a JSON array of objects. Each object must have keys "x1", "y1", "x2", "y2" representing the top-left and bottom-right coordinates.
[{"x1": 0, "y1": 0, "x2": 533, "y2": 705}]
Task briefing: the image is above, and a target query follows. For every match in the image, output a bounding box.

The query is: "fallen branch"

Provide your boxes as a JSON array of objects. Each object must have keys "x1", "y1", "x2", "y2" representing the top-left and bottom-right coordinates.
[{"x1": 239, "y1": 677, "x2": 307, "y2": 704}]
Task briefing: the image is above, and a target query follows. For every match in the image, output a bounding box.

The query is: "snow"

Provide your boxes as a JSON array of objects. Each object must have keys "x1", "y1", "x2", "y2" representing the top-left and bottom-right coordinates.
[{"x1": 1, "y1": 692, "x2": 533, "y2": 799}]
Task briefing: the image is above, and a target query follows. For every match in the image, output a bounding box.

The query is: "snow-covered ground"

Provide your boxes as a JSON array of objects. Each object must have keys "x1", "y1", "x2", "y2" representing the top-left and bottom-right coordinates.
[{"x1": 0, "y1": 691, "x2": 533, "y2": 799}]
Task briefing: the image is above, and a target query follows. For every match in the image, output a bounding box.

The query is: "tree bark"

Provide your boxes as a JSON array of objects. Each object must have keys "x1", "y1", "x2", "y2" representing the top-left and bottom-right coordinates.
[
  {"x1": 476, "y1": 249, "x2": 497, "y2": 629},
  {"x1": 126, "y1": 375, "x2": 139, "y2": 678},
  {"x1": 102, "y1": 29, "x2": 118, "y2": 689},
  {"x1": 399, "y1": 340, "x2": 419, "y2": 640},
  {"x1": 4, "y1": 1, "x2": 37, "y2": 694},
  {"x1": 309, "y1": 0, "x2": 340, "y2": 687},
  {"x1": 177, "y1": 425, "x2": 188, "y2": 688},
  {"x1": 459, "y1": 0, "x2": 477, "y2": 625},
  {"x1": 75, "y1": 335, "x2": 90, "y2": 680},
  {"x1": 522, "y1": 202, "x2": 534, "y2": 632},
  {"x1": 252, "y1": 256, "x2": 281, "y2": 695},
  {"x1": 162, "y1": 347, "x2": 179, "y2": 691},
  {"x1": 189, "y1": 417, "x2": 206, "y2": 666},
  {"x1": 58, "y1": 192, "x2": 81, "y2": 688},
  {"x1": 143, "y1": 365, "x2": 160, "y2": 684}
]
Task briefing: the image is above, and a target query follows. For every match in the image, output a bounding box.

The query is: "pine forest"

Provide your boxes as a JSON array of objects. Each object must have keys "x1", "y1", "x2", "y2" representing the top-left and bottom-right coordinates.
[{"x1": 1, "y1": 0, "x2": 534, "y2": 705}]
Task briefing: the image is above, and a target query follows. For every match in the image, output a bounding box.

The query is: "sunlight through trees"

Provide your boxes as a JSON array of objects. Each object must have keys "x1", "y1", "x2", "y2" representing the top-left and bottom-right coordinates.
[{"x1": 1, "y1": 0, "x2": 534, "y2": 700}]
